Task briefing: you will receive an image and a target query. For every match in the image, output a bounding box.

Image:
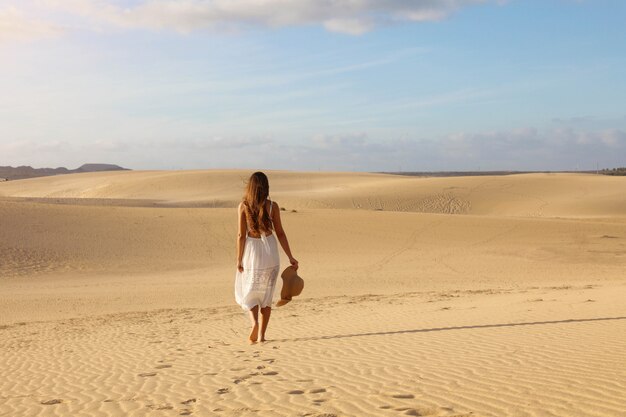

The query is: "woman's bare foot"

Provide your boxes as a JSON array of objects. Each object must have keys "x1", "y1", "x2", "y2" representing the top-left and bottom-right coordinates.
[
  {"x1": 248, "y1": 306, "x2": 260, "y2": 344},
  {"x1": 259, "y1": 306, "x2": 271, "y2": 344},
  {"x1": 248, "y1": 323, "x2": 259, "y2": 344}
]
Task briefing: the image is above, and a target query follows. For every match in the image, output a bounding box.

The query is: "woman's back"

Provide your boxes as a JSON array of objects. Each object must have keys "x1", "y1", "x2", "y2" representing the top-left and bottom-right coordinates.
[{"x1": 246, "y1": 199, "x2": 274, "y2": 239}]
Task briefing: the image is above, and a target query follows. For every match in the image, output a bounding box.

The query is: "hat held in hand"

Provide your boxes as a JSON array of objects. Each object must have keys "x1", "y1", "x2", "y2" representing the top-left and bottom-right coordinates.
[{"x1": 276, "y1": 266, "x2": 304, "y2": 307}]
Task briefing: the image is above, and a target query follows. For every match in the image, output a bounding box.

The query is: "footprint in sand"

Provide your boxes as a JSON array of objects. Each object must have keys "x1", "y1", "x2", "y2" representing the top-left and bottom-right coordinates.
[
  {"x1": 148, "y1": 404, "x2": 174, "y2": 410},
  {"x1": 234, "y1": 371, "x2": 262, "y2": 384},
  {"x1": 402, "y1": 407, "x2": 438, "y2": 416},
  {"x1": 287, "y1": 390, "x2": 305, "y2": 395},
  {"x1": 391, "y1": 394, "x2": 415, "y2": 399},
  {"x1": 155, "y1": 364, "x2": 172, "y2": 369},
  {"x1": 179, "y1": 409, "x2": 193, "y2": 415},
  {"x1": 40, "y1": 399, "x2": 63, "y2": 405},
  {"x1": 216, "y1": 388, "x2": 229, "y2": 394},
  {"x1": 138, "y1": 372, "x2": 157, "y2": 377},
  {"x1": 309, "y1": 388, "x2": 326, "y2": 394},
  {"x1": 181, "y1": 399, "x2": 196, "y2": 405},
  {"x1": 262, "y1": 371, "x2": 278, "y2": 376}
]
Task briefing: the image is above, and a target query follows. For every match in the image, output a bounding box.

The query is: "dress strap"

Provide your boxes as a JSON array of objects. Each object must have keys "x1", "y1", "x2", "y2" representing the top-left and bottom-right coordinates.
[{"x1": 268, "y1": 198, "x2": 272, "y2": 216}]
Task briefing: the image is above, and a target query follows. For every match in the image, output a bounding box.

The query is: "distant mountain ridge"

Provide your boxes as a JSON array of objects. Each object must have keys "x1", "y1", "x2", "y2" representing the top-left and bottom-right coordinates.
[{"x1": 0, "y1": 164, "x2": 129, "y2": 181}]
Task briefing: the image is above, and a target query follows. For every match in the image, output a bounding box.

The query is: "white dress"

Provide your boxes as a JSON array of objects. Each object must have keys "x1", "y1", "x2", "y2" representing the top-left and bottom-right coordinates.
[{"x1": 235, "y1": 200, "x2": 280, "y2": 310}]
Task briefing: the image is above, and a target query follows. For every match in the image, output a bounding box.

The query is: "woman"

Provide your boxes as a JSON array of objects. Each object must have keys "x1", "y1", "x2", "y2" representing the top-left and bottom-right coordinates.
[{"x1": 235, "y1": 172, "x2": 298, "y2": 344}]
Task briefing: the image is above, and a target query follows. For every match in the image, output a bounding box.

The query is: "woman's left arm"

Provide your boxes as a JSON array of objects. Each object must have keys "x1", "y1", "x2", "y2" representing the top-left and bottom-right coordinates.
[{"x1": 272, "y1": 201, "x2": 298, "y2": 270}]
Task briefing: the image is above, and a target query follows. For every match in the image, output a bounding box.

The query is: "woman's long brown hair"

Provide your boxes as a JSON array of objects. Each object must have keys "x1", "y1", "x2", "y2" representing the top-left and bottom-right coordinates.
[{"x1": 242, "y1": 172, "x2": 273, "y2": 235}]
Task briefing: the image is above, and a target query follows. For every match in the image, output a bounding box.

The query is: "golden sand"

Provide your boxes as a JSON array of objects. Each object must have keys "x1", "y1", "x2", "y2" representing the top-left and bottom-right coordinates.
[{"x1": 1, "y1": 171, "x2": 625, "y2": 416}]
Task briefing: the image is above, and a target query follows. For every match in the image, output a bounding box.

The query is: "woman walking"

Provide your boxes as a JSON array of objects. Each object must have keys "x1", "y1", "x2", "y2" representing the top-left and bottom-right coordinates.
[{"x1": 235, "y1": 172, "x2": 298, "y2": 344}]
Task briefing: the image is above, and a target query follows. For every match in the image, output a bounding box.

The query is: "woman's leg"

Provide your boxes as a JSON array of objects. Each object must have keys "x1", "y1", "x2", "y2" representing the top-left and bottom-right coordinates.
[
  {"x1": 248, "y1": 306, "x2": 259, "y2": 344},
  {"x1": 259, "y1": 306, "x2": 271, "y2": 342}
]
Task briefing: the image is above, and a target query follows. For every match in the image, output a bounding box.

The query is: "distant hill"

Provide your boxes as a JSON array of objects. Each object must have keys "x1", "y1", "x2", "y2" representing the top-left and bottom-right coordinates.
[
  {"x1": 600, "y1": 167, "x2": 626, "y2": 176},
  {"x1": 0, "y1": 164, "x2": 129, "y2": 181},
  {"x1": 384, "y1": 170, "x2": 610, "y2": 177},
  {"x1": 75, "y1": 164, "x2": 129, "y2": 173},
  {"x1": 384, "y1": 171, "x2": 534, "y2": 177}
]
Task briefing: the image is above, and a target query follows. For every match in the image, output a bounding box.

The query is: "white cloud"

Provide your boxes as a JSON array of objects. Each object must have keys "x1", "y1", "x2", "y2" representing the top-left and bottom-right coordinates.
[
  {"x1": 0, "y1": 6, "x2": 64, "y2": 42},
  {"x1": 599, "y1": 129, "x2": 626, "y2": 148},
  {"x1": 3, "y1": 126, "x2": 625, "y2": 171},
  {"x1": 323, "y1": 18, "x2": 374, "y2": 35},
  {"x1": 282, "y1": 126, "x2": 626, "y2": 171},
  {"x1": 35, "y1": 0, "x2": 490, "y2": 35}
]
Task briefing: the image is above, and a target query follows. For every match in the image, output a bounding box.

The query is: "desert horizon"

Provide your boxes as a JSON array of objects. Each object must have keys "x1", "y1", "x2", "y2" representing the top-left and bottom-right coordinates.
[{"x1": 1, "y1": 169, "x2": 625, "y2": 416}]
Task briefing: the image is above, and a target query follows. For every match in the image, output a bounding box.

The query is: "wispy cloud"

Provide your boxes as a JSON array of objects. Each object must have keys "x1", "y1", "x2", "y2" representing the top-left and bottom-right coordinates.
[
  {"x1": 16, "y1": 0, "x2": 493, "y2": 37},
  {"x1": 154, "y1": 136, "x2": 274, "y2": 150}
]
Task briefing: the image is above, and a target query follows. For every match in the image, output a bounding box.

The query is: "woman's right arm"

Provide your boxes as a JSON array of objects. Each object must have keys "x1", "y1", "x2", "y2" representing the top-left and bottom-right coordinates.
[
  {"x1": 272, "y1": 201, "x2": 298, "y2": 270},
  {"x1": 236, "y1": 203, "x2": 247, "y2": 272}
]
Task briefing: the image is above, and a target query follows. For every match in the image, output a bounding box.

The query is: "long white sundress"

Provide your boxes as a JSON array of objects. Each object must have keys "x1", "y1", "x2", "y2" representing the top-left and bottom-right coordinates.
[{"x1": 235, "y1": 199, "x2": 280, "y2": 311}]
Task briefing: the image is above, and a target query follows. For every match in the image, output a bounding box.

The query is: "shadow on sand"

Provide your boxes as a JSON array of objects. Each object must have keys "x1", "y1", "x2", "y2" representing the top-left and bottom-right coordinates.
[{"x1": 277, "y1": 316, "x2": 626, "y2": 343}]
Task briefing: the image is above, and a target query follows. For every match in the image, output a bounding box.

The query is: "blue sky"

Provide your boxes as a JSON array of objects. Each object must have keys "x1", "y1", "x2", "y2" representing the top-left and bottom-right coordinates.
[{"x1": 1, "y1": 0, "x2": 625, "y2": 171}]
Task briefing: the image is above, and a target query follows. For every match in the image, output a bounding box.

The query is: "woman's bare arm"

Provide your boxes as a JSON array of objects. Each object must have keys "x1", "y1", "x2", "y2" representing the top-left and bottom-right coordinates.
[
  {"x1": 272, "y1": 201, "x2": 298, "y2": 270},
  {"x1": 236, "y1": 202, "x2": 247, "y2": 272}
]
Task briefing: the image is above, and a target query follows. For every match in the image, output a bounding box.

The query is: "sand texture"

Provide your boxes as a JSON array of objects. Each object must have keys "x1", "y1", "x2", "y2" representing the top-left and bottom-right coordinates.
[{"x1": 1, "y1": 170, "x2": 625, "y2": 417}]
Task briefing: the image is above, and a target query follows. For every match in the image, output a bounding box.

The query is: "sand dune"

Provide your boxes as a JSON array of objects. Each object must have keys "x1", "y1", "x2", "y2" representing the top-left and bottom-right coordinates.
[
  {"x1": 1, "y1": 199, "x2": 624, "y2": 322},
  {"x1": 1, "y1": 170, "x2": 625, "y2": 417},
  {"x1": 1, "y1": 170, "x2": 625, "y2": 216}
]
